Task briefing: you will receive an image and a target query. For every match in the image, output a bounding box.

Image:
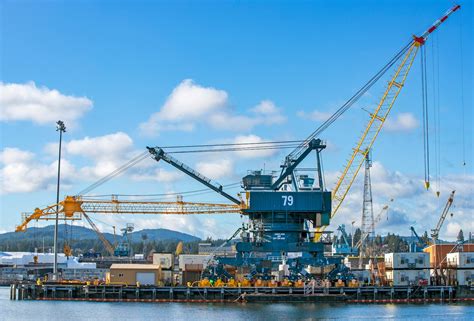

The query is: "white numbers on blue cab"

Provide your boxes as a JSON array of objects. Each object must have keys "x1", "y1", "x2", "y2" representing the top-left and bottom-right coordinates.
[{"x1": 282, "y1": 195, "x2": 294, "y2": 206}]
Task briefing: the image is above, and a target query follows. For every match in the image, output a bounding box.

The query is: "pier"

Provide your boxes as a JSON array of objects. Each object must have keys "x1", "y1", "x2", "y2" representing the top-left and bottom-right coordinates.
[{"x1": 9, "y1": 283, "x2": 474, "y2": 303}]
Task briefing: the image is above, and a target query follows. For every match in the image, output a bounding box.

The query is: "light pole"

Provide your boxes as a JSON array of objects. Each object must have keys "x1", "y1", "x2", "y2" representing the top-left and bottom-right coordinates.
[{"x1": 53, "y1": 120, "x2": 66, "y2": 280}]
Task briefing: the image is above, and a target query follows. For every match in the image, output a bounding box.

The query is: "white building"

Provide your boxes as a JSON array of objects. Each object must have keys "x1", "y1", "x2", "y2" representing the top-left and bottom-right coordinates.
[
  {"x1": 446, "y1": 252, "x2": 474, "y2": 286},
  {"x1": 446, "y1": 252, "x2": 474, "y2": 268},
  {"x1": 178, "y1": 254, "x2": 209, "y2": 271},
  {"x1": 384, "y1": 252, "x2": 430, "y2": 269},
  {"x1": 0, "y1": 252, "x2": 95, "y2": 269},
  {"x1": 384, "y1": 253, "x2": 430, "y2": 286},
  {"x1": 385, "y1": 269, "x2": 431, "y2": 286}
]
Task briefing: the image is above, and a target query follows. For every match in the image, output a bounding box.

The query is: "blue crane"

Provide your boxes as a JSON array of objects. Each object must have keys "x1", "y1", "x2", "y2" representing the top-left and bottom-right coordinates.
[
  {"x1": 332, "y1": 224, "x2": 358, "y2": 256},
  {"x1": 147, "y1": 139, "x2": 339, "y2": 281},
  {"x1": 409, "y1": 226, "x2": 429, "y2": 252}
]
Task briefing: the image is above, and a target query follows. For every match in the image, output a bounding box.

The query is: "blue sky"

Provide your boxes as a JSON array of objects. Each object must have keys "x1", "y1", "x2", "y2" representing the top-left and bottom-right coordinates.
[{"x1": 1, "y1": 0, "x2": 472, "y2": 240}]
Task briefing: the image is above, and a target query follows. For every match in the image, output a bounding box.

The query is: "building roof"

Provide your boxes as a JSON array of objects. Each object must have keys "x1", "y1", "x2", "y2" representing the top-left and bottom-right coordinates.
[
  {"x1": 110, "y1": 264, "x2": 161, "y2": 270},
  {"x1": 423, "y1": 243, "x2": 474, "y2": 251}
]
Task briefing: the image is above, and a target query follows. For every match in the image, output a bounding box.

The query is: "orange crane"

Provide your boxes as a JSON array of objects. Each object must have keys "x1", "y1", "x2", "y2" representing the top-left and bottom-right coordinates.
[{"x1": 16, "y1": 195, "x2": 243, "y2": 232}]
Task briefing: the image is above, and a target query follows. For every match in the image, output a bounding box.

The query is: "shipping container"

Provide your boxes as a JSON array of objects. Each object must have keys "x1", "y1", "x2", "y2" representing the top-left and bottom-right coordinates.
[
  {"x1": 423, "y1": 244, "x2": 474, "y2": 268},
  {"x1": 385, "y1": 269, "x2": 430, "y2": 286},
  {"x1": 446, "y1": 252, "x2": 474, "y2": 268},
  {"x1": 447, "y1": 269, "x2": 474, "y2": 286},
  {"x1": 384, "y1": 253, "x2": 429, "y2": 269}
]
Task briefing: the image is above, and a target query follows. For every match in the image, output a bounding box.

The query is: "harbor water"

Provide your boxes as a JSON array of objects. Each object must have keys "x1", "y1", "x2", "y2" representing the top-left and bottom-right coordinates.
[{"x1": 1, "y1": 287, "x2": 472, "y2": 321}]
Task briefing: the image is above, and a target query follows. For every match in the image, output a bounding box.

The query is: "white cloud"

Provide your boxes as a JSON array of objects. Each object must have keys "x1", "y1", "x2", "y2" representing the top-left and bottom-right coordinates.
[
  {"x1": 0, "y1": 82, "x2": 92, "y2": 126},
  {"x1": 65, "y1": 132, "x2": 133, "y2": 161},
  {"x1": 370, "y1": 161, "x2": 423, "y2": 199},
  {"x1": 131, "y1": 168, "x2": 182, "y2": 183},
  {"x1": 445, "y1": 222, "x2": 463, "y2": 239},
  {"x1": 209, "y1": 101, "x2": 286, "y2": 132},
  {"x1": 0, "y1": 147, "x2": 76, "y2": 194},
  {"x1": 297, "y1": 110, "x2": 333, "y2": 122},
  {"x1": 140, "y1": 79, "x2": 228, "y2": 136},
  {"x1": 251, "y1": 100, "x2": 286, "y2": 125},
  {"x1": 55, "y1": 132, "x2": 135, "y2": 179},
  {"x1": 384, "y1": 112, "x2": 418, "y2": 132},
  {"x1": 2, "y1": 132, "x2": 146, "y2": 195},
  {"x1": 156, "y1": 79, "x2": 228, "y2": 121},
  {"x1": 327, "y1": 161, "x2": 473, "y2": 241},
  {"x1": 207, "y1": 113, "x2": 258, "y2": 132},
  {"x1": 233, "y1": 134, "x2": 277, "y2": 159},
  {"x1": 139, "y1": 79, "x2": 286, "y2": 136},
  {"x1": 196, "y1": 159, "x2": 233, "y2": 180},
  {"x1": 45, "y1": 132, "x2": 134, "y2": 180},
  {"x1": 1, "y1": 132, "x2": 186, "y2": 195}
]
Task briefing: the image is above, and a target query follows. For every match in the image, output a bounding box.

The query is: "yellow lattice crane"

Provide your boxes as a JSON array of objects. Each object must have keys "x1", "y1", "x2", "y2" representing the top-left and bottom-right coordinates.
[{"x1": 314, "y1": 4, "x2": 461, "y2": 241}]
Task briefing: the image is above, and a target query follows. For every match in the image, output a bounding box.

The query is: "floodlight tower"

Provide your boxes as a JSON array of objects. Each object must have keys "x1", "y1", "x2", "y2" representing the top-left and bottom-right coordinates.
[{"x1": 53, "y1": 120, "x2": 66, "y2": 280}]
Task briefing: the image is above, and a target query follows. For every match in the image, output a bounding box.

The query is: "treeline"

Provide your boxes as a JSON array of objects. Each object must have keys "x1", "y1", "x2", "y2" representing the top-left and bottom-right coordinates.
[{"x1": 0, "y1": 238, "x2": 202, "y2": 256}]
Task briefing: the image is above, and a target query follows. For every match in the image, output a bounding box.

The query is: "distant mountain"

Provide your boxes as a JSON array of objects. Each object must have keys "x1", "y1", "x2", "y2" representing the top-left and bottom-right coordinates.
[
  {"x1": 0, "y1": 224, "x2": 200, "y2": 244},
  {"x1": 132, "y1": 229, "x2": 199, "y2": 243}
]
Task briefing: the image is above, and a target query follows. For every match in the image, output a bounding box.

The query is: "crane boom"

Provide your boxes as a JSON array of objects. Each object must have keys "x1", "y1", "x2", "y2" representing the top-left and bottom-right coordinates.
[
  {"x1": 82, "y1": 213, "x2": 116, "y2": 256},
  {"x1": 147, "y1": 147, "x2": 242, "y2": 205},
  {"x1": 431, "y1": 190, "x2": 455, "y2": 242},
  {"x1": 16, "y1": 196, "x2": 242, "y2": 232},
  {"x1": 271, "y1": 139, "x2": 326, "y2": 190},
  {"x1": 337, "y1": 225, "x2": 351, "y2": 247},
  {"x1": 410, "y1": 226, "x2": 430, "y2": 249},
  {"x1": 315, "y1": 5, "x2": 460, "y2": 240}
]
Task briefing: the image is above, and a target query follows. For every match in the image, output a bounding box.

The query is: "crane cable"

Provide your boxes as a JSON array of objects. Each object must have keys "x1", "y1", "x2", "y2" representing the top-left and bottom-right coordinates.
[
  {"x1": 72, "y1": 38, "x2": 413, "y2": 198},
  {"x1": 459, "y1": 9, "x2": 466, "y2": 169},
  {"x1": 435, "y1": 33, "x2": 441, "y2": 197},
  {"x1": 287, "y1": 41, "x2": 413, "y2": 161},
  {"x1": 421, "y1": 45, "x2": 431, "y2": 190},
  {"x1": 431, "y1": 33, "x2": 441, "y2": 197},
  {"x1": 76, "y1": 151, "x2": 150, "y2": 196},
  {"x1": 75, "y1": 140, "x2": 305, "y2": 197},
  {"x1": 81, "y1": 182, "x2": 242, "y2": 201}
]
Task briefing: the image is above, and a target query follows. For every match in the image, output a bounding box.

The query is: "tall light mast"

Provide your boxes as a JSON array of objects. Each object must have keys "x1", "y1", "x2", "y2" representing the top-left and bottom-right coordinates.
[{"x1": 53, "y1": 120, "x2": 66, "y2": 280}]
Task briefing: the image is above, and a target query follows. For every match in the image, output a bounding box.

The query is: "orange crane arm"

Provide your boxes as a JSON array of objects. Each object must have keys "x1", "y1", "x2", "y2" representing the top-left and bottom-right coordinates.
[{"x1": 16, "y1": 195, "x2": 243, "y2": 232}]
